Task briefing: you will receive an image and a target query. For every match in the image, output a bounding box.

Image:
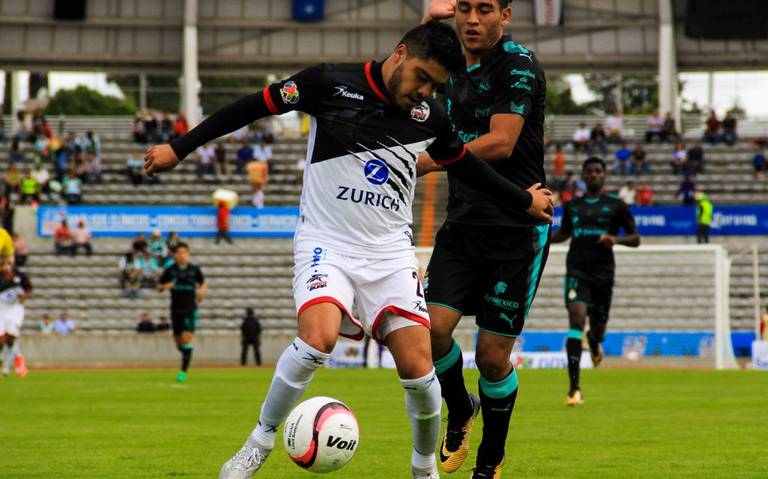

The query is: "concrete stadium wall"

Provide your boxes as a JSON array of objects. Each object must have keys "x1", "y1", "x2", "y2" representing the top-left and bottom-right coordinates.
[{"x1": 20, "y1": 330, "x2": 480, "y2": 367}]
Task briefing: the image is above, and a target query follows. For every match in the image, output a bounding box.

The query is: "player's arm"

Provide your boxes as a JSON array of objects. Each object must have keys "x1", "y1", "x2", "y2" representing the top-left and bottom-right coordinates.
[
  {"x1": 421, "y1": 0, "x2": 456, "y2": 23},
  {"x1": 157, "y1": 268, "x2": 173, "y2": 292},
  {"x1": 144, "y1": 65, "x2": 325, "y2": 176},
  {"x1": 551, "y1": 205, "x2": 573, "y2": 243},
  {"x1": 416, "y1": 114, "x2": 523, "y2": 175},
  {"x1": 598, "y1": 204, "x2": 640, "y2": 248},
  {"x1": 18, "y1": 274, "x2": 32, "y2": 304}
]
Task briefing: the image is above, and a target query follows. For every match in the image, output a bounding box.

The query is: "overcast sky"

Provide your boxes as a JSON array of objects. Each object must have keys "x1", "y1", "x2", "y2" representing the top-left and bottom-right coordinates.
[{"x1": 2, "y1": 70, "x2": 768, "y2": 118}]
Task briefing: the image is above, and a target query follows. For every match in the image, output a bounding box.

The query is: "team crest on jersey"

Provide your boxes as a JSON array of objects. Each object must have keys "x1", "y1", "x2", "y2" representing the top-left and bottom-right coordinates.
[
  {"x1": 280, "y1": 81, "x2": 300, "y2": 104},
  {"x1": 410, "y1": 102, "x2": 430, "y2": 122}
]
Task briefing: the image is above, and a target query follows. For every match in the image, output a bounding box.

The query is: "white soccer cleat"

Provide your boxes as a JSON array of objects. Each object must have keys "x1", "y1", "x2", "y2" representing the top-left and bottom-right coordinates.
[
  {"x1": 413, "y1": 464, "x2": 441, "y2": 479},
  {"x1": 219, "y1": 442, "x2": 271, "y2": 479}
]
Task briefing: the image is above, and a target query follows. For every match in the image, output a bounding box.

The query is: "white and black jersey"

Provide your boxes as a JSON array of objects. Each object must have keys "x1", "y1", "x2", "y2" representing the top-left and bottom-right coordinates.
[{"x1": 262, "y1": 62, "x2": 466, "y2": 258}]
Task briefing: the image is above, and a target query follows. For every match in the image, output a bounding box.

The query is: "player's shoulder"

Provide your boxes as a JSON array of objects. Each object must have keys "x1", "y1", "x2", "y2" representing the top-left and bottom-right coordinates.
[{"x1": 493, "y1": 37, "x2": 543, "y2": 71}]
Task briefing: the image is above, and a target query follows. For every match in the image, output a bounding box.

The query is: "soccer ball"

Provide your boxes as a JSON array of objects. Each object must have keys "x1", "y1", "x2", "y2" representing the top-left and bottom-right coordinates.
[{"x1": 283, "y1": 396, "x2": 360, "y2": 473}]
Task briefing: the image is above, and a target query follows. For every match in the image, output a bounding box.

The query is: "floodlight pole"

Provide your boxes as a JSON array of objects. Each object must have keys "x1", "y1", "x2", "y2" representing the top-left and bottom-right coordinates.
[
  {"x1": 181, "y1": 0, "x2": 201, "y2": 126},
  {"x1": 658, "y1": 0, "x2": 679, "y2": 131},
  {"x1": 10, "y1": 71, "x2": 23, "y2": 134}
]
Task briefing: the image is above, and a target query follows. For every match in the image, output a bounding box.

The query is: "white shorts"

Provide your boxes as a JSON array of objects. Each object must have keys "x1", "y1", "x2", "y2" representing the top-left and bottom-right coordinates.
[
  {"x1": 0, "y1": 305, "x2": 25, "y2": 337},
  {"x1": 293, "y1": 241, "x2": 429, "y2": 341}
]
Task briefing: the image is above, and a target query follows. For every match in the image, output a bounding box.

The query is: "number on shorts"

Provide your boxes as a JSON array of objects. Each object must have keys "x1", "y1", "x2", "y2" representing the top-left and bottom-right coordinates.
[{"x1": 412, "y1": 271, "x2": 424, "y2": 298}]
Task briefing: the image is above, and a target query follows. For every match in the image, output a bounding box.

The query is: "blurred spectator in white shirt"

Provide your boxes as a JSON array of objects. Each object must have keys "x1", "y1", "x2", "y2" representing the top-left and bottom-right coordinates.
[
  {"x1": 72, "y1": 219, "x2": 92, "y2": 257},
  {"x1": 605, "y1": 110, "x2": 624, "y2": 143}
]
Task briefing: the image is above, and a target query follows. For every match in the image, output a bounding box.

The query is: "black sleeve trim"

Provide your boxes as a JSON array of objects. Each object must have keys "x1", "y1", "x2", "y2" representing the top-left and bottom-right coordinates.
[
  {"x1": 443, "y1": 150, "x2": 533, "y2": 210},
  {"x1": 169, "y1": 91, "x2": 273, "y2": 160}
]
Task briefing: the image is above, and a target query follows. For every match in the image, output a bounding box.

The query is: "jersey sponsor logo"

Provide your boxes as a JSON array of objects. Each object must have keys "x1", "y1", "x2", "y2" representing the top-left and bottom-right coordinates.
[
  {"x1": 280, "y1": 81, "x2": 300, "y2": 104},
  {"x1": 410, "y1": 101, "x2": 430, "y2": 122},
  {"x1": 475, "y1": 106, "x2": 492, "y2": 118},
  {"x1": 364, "y1": 159, "x2": 389, "y2": 185},
  {"x1": 458, "y1": 129, "x2": 480, "y2": 144},
  {"x1": 510, "y1": 68, "x2": 535, "y2": 79},
  {"x1": 336, "y1": 186, "x2": 401, "y2": 212},
  {"x1": 307, "y1": 279, "x2": 328, "y2": 291},
  {"x1": 333, "y1": 85, "x2": 365, "y2": 101},
  {"x1": 310, "y1": 247, "x2": 324, "y2": 267},
  {"x1": 511, "y1": 76, "x2": 533, "y2": 91}
]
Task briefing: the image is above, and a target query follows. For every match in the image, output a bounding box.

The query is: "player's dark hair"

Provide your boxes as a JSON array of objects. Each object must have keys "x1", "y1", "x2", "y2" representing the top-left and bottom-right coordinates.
[
  {"x1": 582, "y1": 157, "x2": 607, "y2": 171},
  {"x1": 498, "y1": 0, "x2": 513, "y2": 8},
  {"x1": 175, "y1": 241, "x2": 190, "y2": 251},
  {"x1": 398, "y1": 20, "x2": 465, "y2": 75}
]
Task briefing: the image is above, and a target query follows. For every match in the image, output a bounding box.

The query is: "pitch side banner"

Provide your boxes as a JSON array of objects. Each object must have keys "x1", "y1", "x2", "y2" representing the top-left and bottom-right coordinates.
[
  {"x1": 534, "y1": 0, "x2": 562, "y2": 26},
  {"x1": 37, "y1": 205, "x2": 300, "y2": 238},
  {"x1": 552, "y1": 205, "x2": 768, "y2": 236}
]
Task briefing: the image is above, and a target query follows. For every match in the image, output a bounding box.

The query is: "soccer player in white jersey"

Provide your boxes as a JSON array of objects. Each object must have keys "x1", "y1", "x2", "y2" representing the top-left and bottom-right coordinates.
[
  {"x1": 0, "y1": 260, "x2": 32, "y2": 378},
  {"x1": 145, "y1": 21, "x2": 552, "y2": 479}
]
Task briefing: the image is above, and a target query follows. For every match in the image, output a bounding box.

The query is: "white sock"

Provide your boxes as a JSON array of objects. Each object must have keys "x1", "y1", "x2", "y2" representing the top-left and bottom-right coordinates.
[
  {"x1": 248, "y1": 337, "x2": 329, "y2": 449},
  {"x1": 2, "y1": 344, "x2": 14, "y2": 374},
  {"x1": 401, "y1": 368, "x2": 441, "y2": 469}
]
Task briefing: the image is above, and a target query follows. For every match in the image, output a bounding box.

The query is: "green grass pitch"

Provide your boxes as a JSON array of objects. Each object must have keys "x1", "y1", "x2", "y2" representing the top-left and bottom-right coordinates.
[{"x1": 2, "y1": 367, "x2": 767, "y2": 478}]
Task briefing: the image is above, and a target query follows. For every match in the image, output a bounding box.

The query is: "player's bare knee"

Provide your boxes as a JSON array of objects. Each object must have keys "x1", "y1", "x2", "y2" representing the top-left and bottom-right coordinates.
[
  {"x1": 475, "y1": 349, "x2": 511, "y2": 381},
  {"x1": 430, "y1": 334, "x2": 453, "y2": 360},
  {"x1": 297, "y1": 333, "x2": 335, "y2": 354}
]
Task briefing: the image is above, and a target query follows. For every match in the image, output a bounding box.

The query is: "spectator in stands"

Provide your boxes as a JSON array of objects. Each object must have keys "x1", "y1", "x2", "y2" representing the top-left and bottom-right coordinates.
[
  {"x1": 3, "y1": 163, "x2": 22, "y2": 198},
  {"x1": 63, "y1": 172, "x2": 82, "y2": 204},
  {"x1": 54, "y1": 312, "x2": 76, "y2": 336},
  {"x1": 687, "y1": 140, "x2": 704, "y2": 174},
  {"x1": 145, "y1": 111, "x2": 159, "y2": 143},
  {"x1": 247, "y1": 159, "x2": 268, "y2": 209},
  {"x1": 645, "y1": 111, "x2": 664, "y2": 143},
  {"x1": 256, "y1": 118, "x2": 276, "y2": 144},
  {"x1": 589, "y1": 122, "x2": 608, "y2": 157},
  {"x1": 53, "y1": 220, "x2": 75, "y2": 256},
  {"x1": 9, "y1": 136, "x2": 24, "y2": 164},
  {"x1": 31, "y1": 162, "x2": 50, "y2": 198},
  {"x1": 557, "y1": 170, "x2": 584, "y2": 204},
  {"x1": 613, "y1": 142, "x2": 632, "y2": 175},
  {"x1": 694, "y1": 189, "x2": 713, "y2": 244},
  {"x1": 722, "y1": 112, "x2": 738, "y2": 146},
  {"x1": 662, "y1": 112, "x2": 679, "y2": 142},
  {"x1": 148, "y1": 230, "x2": 167, "y2": 264},
  {"x1": 677, "y1": 174, "x2": 696, "y2": 205},
  {"x1": 196, "y1": 143, "x2": 216, "y2": 179},
  {"x1": 157, "y1": 315, "x2": 171, "y2": 333},
  {"x1": 133, "y1": 232, "x2": 148, "y2": 254},
  {"x1": 160, "y1": 112, "x2": 173, "y2": 142},
  {"x1": 636, "y1": 182, "x2": 654, "y2": 206},
  {"x1": 166, "y1": 231, "x2": 180, "y2": 255},
  {"x1": 552, "y1": 144, "x2": 566, "y2": 182},
  {"x1": 0, "y1": 114, "x2": 5, "y2": 143},
  {"x1": 38, "y1": 314, "x2": 55, "y2": 335},
  {"x1": 72, "y1": 219, "x2": 92, "y2": 257},
  {"x1": 33, "y1": 132, "x2": 50, "y2": 164},
  {"x1": 253, "y1": 138, "x2": 273, "y2": 173},
  {"x1": 215, "y1": 142, "x2": 229, "y2": 175},
  {"x1": 83, "y1": 131, "x2": 102, "y2": 184},
  {"x1": 137, "y1": 313, "x2": 156, "y2": 333},
  {"x1": 618, "y1": 181, "x2": 636, "y2": 206},
  {"x1": 19, "y1": 170, "x2": 39, "y2": 204},
  {"x1": 216, "y1": 201, "x2": 233, "y2": 244},
  {"x1": 629, "y1": 143, "x2": 649, "y2": 175},
  {"x1": 240, "y1": 307, "x2": 262, "y2": 366},
  {"x1": 753, "y1": 146, "x2": 767, "y2": 179},
  {"x1": 703, "y1": 111, "x2": 721, "y2": 144},
  {"x1": 133, "y1": 116, "x2": 147, "y2": 143},
  {"x1": 236, "y1": 139, "x2": 254, "y2": 174},
  {"x1": 572, "y1": 122, "x2": 591, "y2": 153},
  {"x1": 126, "y1": 153, "x2": 145, "y2": 185},
  {"x1": 13, "y1": 233, "x2": 28, "y2": 267},
  {"x1": 119, "y1": 251, "x2": 142, "y2": 299},
  {"x1": 671, "y1": 142, "x2": 689, "y2": 175},
  {"x1": 173, "y1": 112, "x2": 189, "y2": 140},
  {"x1": 605, "y1": 110, "x2": 624, "y2": 143}
]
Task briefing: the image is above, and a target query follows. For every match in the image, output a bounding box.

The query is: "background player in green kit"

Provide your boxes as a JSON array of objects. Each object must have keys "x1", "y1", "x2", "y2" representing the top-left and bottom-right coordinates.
[
  {"x1": 420, "y1": 1, "x2": 553, "y2": 477},
  {"x1": 158, "y1": 242, "x2": 207, "y2": 382},
  {"x1": 551, "y1": 157, "x2": 640, "y2": 406}
]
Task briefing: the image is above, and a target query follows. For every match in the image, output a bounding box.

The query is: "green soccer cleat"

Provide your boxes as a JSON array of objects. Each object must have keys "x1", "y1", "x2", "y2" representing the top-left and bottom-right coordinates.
[{"x1": 176, "y1": 371, "x2": 187, "y2": 382}]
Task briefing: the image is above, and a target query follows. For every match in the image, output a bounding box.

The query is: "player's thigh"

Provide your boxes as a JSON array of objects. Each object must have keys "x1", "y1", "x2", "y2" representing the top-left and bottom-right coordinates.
[
  {"x1": 356, "y1": 264, "x2": 429, "y2": 342},
  {"x1": 384, "y1": 324, "x2": 433, "y2": 380},
  {"x1": 476, "y1": 226, "x2": 550, "y2": 338},
  {"x1": 475, "y1": 330, "x2": 516, "y2": 381},
  {"x1": 294, "y1": 246, "x2": 360, "y2": 347},
  {"x1": 424, "y1": 226, "x2": 483, "y2": 319},
  {"x1": 587, "y1": 280, "x2": 614, "y2": 332},
  {"x1": 565, "y1": 275, "x2": 591, "y2": 330}
]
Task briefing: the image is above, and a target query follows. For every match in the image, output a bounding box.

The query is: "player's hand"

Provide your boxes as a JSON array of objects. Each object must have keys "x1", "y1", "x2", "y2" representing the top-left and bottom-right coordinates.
[
  {"x1": 144, "y1": 144, "x2": 180, "y2": 176},
  {"x1": 525, "y1": 183, "x2": 554, "y2": 222},
  {"x1": 597, "y1": 234, "x2": 616, "y2": 248},
  {"x1": 416, "y1": 152, "x2": 443, "y2": 177},
  {"x1": 423, "y1": 0, "x2": 456, "y2": 22},
  {"x1": 196, "y1": 292, "x2": 205, "y2": 303}
]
